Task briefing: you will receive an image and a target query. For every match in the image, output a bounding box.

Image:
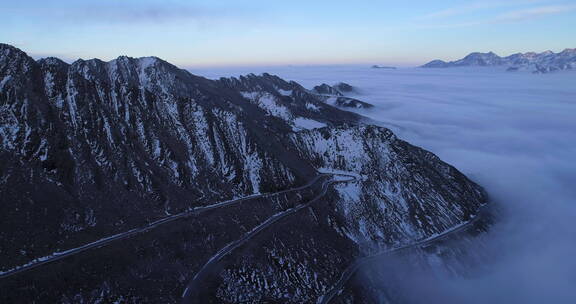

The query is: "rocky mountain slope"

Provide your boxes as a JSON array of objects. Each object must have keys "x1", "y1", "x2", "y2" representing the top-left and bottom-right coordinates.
[
  {"x1": 311, "y1": 83, "x2": 373, "y2": 109},
  {"x1": 0, "y1": 43, "x2": 487, "y2": 303},
  {"x1": 421, "y1": 48, "x2": 576, "y2": 73}
]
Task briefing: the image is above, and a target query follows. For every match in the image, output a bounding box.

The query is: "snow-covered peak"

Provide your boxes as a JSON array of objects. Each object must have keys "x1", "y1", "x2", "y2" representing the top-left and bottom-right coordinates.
[
  {"x1": 559, "y1": 48, "x2": 576, "y2": 56},
  {"x1": 220, "y1": 72, "x2": 305, "y2": 95},
  {"x1": 453, "y1": 51, "x2": 505, "y2": 66},
  {"x1": 0, "y1": 44, "x2": 37, "y2": 76},
  {"x1": 110, "y1": 55, "x2": 166, "y2": 70},
  {"x1": 37, "y1": 57, "x2": 69, "y2": 68},
  {"x1": 219, "y1": 73, "x2": 366, "y2": 131}
]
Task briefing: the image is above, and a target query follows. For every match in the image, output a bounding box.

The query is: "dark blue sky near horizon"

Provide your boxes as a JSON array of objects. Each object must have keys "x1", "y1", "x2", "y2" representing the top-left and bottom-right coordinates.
[{"x1": 1, "y1": 0, "x2": 575, "y2": 66}]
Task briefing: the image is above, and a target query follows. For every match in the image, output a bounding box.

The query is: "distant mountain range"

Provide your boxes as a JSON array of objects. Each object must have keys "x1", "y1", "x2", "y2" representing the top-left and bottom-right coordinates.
[
  {"x1": 371, "y1": 65, "x2": 397, "y2": 69},
  {"x1": 421, "y1": 49, "x2": 576, "y2": 73}
]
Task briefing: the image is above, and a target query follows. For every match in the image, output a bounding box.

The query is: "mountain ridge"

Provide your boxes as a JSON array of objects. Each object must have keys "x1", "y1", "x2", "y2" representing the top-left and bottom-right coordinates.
[
  {"x1": 421, "y1": 48, "x2": 576, "y2": 73},
  {"x1": 0, "y1": 43, "x2": 488, "y2": 303}
]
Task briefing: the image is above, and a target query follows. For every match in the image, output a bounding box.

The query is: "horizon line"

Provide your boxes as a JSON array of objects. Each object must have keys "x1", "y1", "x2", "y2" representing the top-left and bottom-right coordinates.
[{"x1": 5, "y1": 43, "x2": 573, "y2": 70}]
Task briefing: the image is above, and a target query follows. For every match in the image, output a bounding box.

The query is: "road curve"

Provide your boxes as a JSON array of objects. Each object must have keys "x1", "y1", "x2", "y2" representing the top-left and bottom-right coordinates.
[
  {"x1": 0, "y1": 174, "x2": 330, "y2": 280},
  {"x1": 317, "y1": 205, "x2": 490, "y2": 304},
  {"x1": 181, "y1": 173, "x2": 358, "y2": 303}
]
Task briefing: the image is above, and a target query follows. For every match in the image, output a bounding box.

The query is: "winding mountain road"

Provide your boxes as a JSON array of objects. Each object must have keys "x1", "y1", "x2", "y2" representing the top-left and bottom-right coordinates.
[
  {"x1": 317, "y1": 205, "x2": 490, "y2": 304},
  {"x1": 181, "y1": 173, "x2": 358, "y2": 303},
  {"x1": 0, "y1": 174, "x2": 331, "y2": 280}
]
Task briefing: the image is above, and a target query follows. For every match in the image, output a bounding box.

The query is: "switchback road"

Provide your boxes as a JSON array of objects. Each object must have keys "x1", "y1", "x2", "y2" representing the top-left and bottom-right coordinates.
[{"x1": 181, "y1": 173, "x2": 358, "y2": 303}]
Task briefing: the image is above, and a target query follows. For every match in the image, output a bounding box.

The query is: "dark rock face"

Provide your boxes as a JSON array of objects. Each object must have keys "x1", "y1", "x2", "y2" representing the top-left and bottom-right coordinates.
[
  {"x1": 332, "y1": 97, "x2": 373, "y2": 109},
  {"x1": 309, "y1": 82, "x2": 374, "y2": 109},
  {"x1": 217, "y1": 73, "x2": 362, "y2": 128},
  {"x1": 421, "y1": 48, "x2": 576, "y2": 73},
  {"x1": 313, "y1": 83, "x2": 344, "y2": 96},
  {"x1": 333, "y1": 82, "x2": 355, "y2": 93},
  {"x1": 0, "y1": 44, "x2": 487, "y2": 303},
  {"x1": 0, "y1": 44, "x2": 310, "y2": 269}
]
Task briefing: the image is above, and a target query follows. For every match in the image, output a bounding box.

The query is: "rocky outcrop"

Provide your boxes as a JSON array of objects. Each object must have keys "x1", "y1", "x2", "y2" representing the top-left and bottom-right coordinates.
[
  {"x1": 330, "y1": 97, "x2": 374, "y2": 109},
  {"x1": 309, "y1": 82, "x2": 373, "y2": 109},
  {"x1": 313, "y1": 83, "x2": 343, "y2": 96},
  {"x1": 290, "y1": 125, "x2": 484, "y2": 246},
  {"x1": 333, "y1": 82, "x2": 355, "y2": 93}
]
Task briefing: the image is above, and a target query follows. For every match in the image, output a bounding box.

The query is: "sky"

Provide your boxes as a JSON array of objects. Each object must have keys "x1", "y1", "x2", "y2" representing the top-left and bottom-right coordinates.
[{"x1": 1, "y1": 0, "x2": 575, "y2": 66}]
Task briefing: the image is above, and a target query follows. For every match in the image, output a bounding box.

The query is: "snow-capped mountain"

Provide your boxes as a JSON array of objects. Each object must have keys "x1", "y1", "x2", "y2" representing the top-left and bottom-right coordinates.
[
  {"x1": 421, "y1": 48, "x2": 576, "y2": 73},
  {"x1": 0, "y1": 43, "x2": 487, "y2": 303}
]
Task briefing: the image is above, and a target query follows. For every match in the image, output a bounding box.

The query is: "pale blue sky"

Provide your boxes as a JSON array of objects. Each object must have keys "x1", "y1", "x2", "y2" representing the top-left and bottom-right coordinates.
[{"x1": 1, "y1": 0, "x2": 575, "y2": 67}]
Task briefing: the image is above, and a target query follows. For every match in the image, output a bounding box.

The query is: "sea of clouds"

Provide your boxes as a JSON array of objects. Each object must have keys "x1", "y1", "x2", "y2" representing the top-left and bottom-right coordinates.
[{"x1": 194, "y1": 65, "x2": 576, "y2": 303}]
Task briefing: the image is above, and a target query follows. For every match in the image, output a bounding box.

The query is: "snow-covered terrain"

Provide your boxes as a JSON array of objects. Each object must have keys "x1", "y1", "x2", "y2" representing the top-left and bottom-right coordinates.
[
  {"x1": 0, "y1": 45, "x2": 487, "y2": 303},
  {"x1": 194, "y1": 64, "x2": 576, "y2": 303}
]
